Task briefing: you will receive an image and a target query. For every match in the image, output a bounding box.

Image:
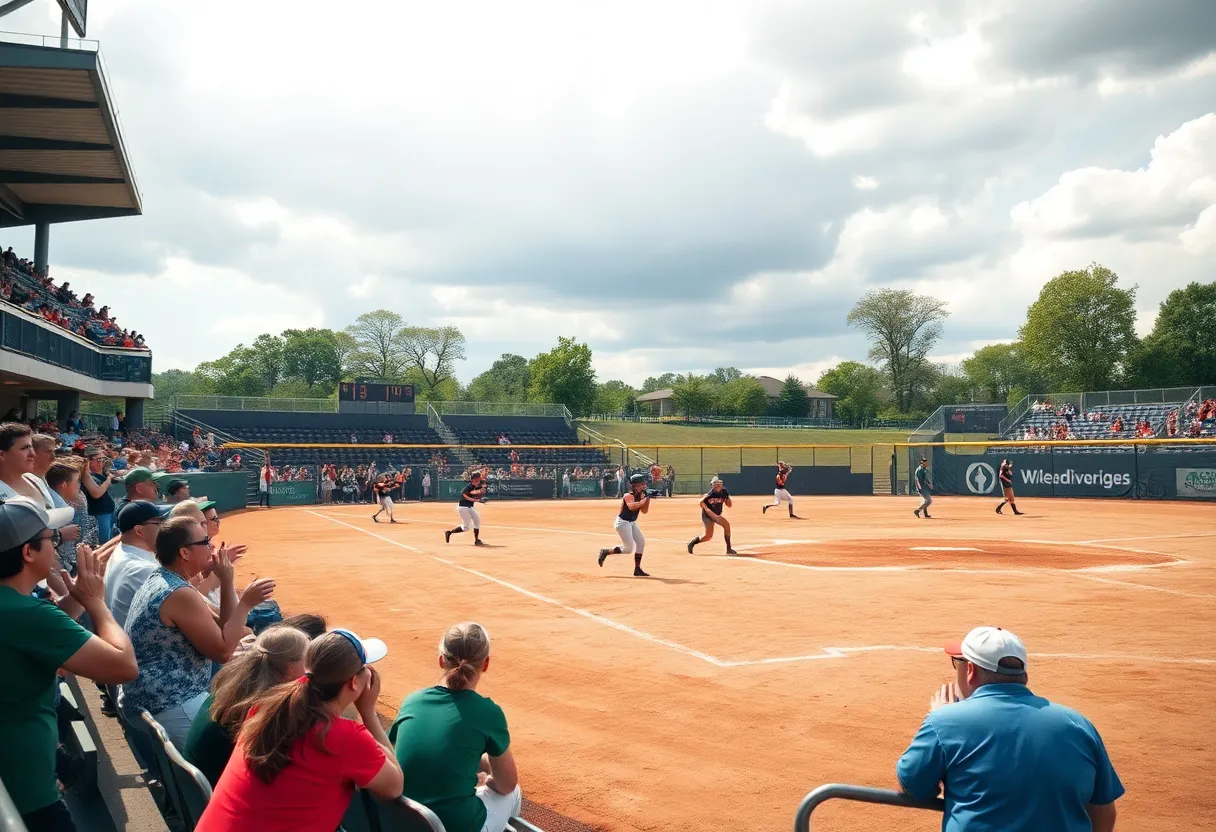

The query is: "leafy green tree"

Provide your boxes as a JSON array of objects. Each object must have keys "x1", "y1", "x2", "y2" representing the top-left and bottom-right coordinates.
[
  {"x1": 397, "y1": 325, "x2": 466, "y2": 396},
  {"x1": 707, "y1": 367, "x2": 743, "y2": 385},
  {"x1": 775, "y1": 374, "x2": 811, "y2": 417},
  {"x1": 1018, "y1": 264, "x2": 1137, "y2": 391},
  {"x1": 640, "y1": 373, "x2": 678, "y2": 394},
  {"x1": 670, "y1": 374, "x2": 715, "y2": 418},
  {"x1": 465, "y1": 354, "x2": 531, "y2": 402},
  {"x1": 1125, "y1": 281, "x2": 1216, "y2": 388},
  {"x1": 345, "y1": 310, "x2": 407, "y2": 380},
  {"x1": 249, "y1": 334, "x2": 285, "y2": 390},
  {"x1": 281, "y1": 328, "x2": 342, "y2": 389},
  {"x1": 196, "y1": 348, "x2": 267, "y2": 397},
  {"x1": 816, "y1": 361, "x2": 884, "y2": 421},
  {"x1": 528, "y1": 336, "x2": 597, "y2": 415},
  {"x1": 150, "y1": 369, "x2": 214, "y2": 400},
  {"x1": 716, "y1": 376, "x2": 769, "y2": 417},
  {"x1": 960, "y1": 343, "x2": 1046, "y2": 403},
  {"x1": 847, "y1": 289, "x2": 949, "y2": 412},
  {"x1": 592, "y1": 380, "x2": 637, "y2": 415}
]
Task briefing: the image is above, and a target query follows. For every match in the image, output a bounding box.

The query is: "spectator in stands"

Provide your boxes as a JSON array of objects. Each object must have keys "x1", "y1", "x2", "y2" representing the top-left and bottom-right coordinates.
[
  {"x1": 1110, "y1": 415, "x2": 1124, "y2": 433},
  {"x1": 392, "y1": 622, "x2": 522, "y2": 832},
  {"x1": 163, "y1": 478, "x2": 192, "y2": 504},
  {"x1": 120, "y1": 517, "x2": 275, "y2": 747},
  {"x1": 897, "y1": 626, "x2": 1122, "y2": 832},
  {"x1": 0, "y1": 422, "x2": 48, "y2": 503},
  {"x1": 116, "y1": 466, "x2": 159, "y2": 511},
  {"x1": 79, "y1": 449, "x2": 123, "y2": 543},
  {"x1": 103, "y1": 500, "x2": 171, "y2": 627},
  {"x1": 195, "y1": 629, "x2": 403, "y2": 831},
  {"x1": 0, "y1": 498, "x2": 138, "y2": 832},
  {"x1": 185, "y1": 625, "x2": 310, "y2": 785},
  {"x1": 259, "y1": 460, "x2": 272, "y2": 507},
  {"x1": 47, "y1": 459, "x2": 96, "y2": 576},
  {"x1": 1167, "y1": 409, "x2": 1179, "y2": 437}
]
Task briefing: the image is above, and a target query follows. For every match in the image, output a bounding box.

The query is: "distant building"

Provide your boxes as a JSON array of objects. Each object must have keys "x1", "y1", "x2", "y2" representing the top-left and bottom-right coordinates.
[{"x1": 636, "y1": 377, "x2": 836, "y2": 418}]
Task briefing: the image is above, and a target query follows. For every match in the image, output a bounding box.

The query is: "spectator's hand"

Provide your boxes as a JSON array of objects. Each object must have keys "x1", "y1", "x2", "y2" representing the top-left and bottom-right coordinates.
[
  {"x1": 63, "y1": 544, "x2": 104, "y2": 608},
  {"x1": 239, "y1": 577, "x2": 275, "y2": 608},
  {"x1": 224, "y1": 543, "x2": 248, "y2": 564},
  {"x1": 209, "y1": 546, "x2": 235, "y2": 585},
  {"x1": 60, "y1": 523, "x2": 80, "y2": 543},
  {"x1": 930, "y1": 682, "x2": 962, "y2": 711},
  {"x1": 355, "y1": 664, "x2": 381, "y2": 718}
]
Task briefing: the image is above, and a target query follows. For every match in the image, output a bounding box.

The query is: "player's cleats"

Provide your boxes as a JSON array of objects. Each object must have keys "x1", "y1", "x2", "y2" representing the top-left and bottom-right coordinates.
[
  {"x1": 1013, "y1": 509, "x2": 1024, "y2": 515},
  {"x1": 633, "y1": 567, "x2": 650, "y2": 577},
  {"x1": 914, "y1": 508, "x2": 921, "y2": 518},
  {"x1": 598, "y1": 548, "x2": 609, "y2": 567},
  {"x1": 790, "y1": 514, "x2": 801, "y2": 519},
  {"x1": 687, "y1": 537, "x2": 698, "y2": 554},
  {"x1": 474, "y1": 539, "x2": 487, "y2": 547},
  {"x1": 996, "y1": 505, "x2": 1003, "y2": 514},
  {"x1": 726, "y1": 548, "x2": 738, "y2": 556},
  {"x1": 372, "y1": 516, "x2": 379, "y2": 523},
  {"x1": 762, "y1": 504, "x2": 770, "y2": 514},
  {"x1": 444, "y1": 530, "x2": 452, "y2": 543}
]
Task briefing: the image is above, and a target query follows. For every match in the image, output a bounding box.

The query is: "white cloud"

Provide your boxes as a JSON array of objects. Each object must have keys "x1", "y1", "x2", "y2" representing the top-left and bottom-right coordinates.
[{"x1": 852, "y1": 175, "x2": 880, "y2": 190}]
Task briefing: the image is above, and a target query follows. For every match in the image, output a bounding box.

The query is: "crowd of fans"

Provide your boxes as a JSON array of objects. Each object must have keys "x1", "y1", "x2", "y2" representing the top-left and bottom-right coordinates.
[
  {"x1": 1019, "y1": 399, "x2": 1216, "y2": 441},
  {"x1": 0, "y1": 414, "x2": 526, "y2": 832},
  {"x1": 1, "y1": 246, "x2": 150, "y2": 350},
  {"x1": 1165, "y1": 398, "x2": 1216, "y2": 438}
]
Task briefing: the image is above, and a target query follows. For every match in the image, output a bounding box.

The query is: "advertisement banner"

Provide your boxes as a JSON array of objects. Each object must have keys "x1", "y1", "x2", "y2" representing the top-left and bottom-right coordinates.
[
  {"x1": 57, "y1": 0, "x2": 88, "y2": 37},
  {"x1": 567, "y1": 479, "x2": 605, "y2": 498},
  {"x1": 943, "y1": 404, "x2": 1008, "y2": 434},
  {"x1": 1177, "y1": 468, "x2": 1216, "y2": 500},
  {"x1": 932, "y1": 450, "x2": 1135, "y2": 498},
  {"x1": 270, "y1": 481, "x2": 317, "y2": 506},
  {"x1": 438, "y1": 479, "x2": 556, "y2": 500}
]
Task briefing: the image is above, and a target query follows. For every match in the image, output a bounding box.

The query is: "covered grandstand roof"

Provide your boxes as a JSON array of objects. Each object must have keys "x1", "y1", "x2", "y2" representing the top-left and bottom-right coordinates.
[{"x1": 0, "y1": 39, "x2": 141, "y2": 227}]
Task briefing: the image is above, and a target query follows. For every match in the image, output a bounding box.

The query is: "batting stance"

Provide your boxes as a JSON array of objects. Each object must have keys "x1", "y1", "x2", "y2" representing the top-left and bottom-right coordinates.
[
  {"x1": 688, "y1": 476, "x2": 737, "y2": 555},
  {"x1": 371, "y1": 474, "x2": 398, "y2": 524},
  {"x1": 996, "y1": 458, "x2": 1024, "y2": 515},
  {"x1": 598, "y1": 473, "x2": 651, "y2": 577},
  {"x1": 445, "y1": 470, "x2": 487, "y2": 546},
  {"x1": 913, "y1": 457, "x2": 933, "y2": 519},
  {"x1": 762, "y1": 462, "x2": 801, "y2": 519}
]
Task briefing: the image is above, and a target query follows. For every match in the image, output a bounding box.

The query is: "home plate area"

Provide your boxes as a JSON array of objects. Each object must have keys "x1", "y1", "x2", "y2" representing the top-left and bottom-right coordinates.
[{"x1": 732, "y1": 538, "x2": 1172, "y2": 570}]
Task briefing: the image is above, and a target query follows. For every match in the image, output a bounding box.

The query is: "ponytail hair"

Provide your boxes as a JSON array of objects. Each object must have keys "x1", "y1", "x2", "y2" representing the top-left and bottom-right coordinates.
[
  {"x1": 211, "y1": 626, "x2": 308, "y2": 732},
  {"x1": 439, "y1": 622, "x2": 491, "y2": 691},
  {"x1": 240, "y1": 631, "x2": 365, "y2": 783}
]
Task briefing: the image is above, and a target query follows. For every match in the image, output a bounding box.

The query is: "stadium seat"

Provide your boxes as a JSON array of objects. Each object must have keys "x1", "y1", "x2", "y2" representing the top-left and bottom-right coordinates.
[
  {"x1": 341, "y1": 791, "x2": 447, "y2": 832},
  {"x1": 163, "y1": 741, "x2": 213, "y2": 830},
  {"x1": 139, "y1": 711, "x2": 200, "y2": 829}
]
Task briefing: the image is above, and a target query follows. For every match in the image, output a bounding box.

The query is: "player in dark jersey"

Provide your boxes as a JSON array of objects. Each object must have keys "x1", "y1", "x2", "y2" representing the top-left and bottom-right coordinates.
[
  {"x1": 762, "y1": 462, "x2": 800, "y2": 518},
  {"x1": 445, "y1": 470, "x2": 487, "y2": 546},
  {"x1": 371, "y1": 474, "x2": 398, "y2": 523},
  {"x1": 688, "y1": 476, "x2": 736, "y2": 555},
  {"x1": 597, "y1": 473, "x2": 651, "y2": 577},
  {"x1": 995, "y1": 458, "x2": 1024, "y2": 515}
]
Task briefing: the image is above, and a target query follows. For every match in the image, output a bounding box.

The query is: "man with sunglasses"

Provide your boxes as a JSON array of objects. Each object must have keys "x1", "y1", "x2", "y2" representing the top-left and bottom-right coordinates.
[
  {"x1": 102, "y1": 500, "x2": 171, "y2": 628},
  {"x1": 897, "y1": 626, "x2": 1123, "y2": 832},
  {"x1": 0, "y1": 496, "x2": 138, "y2": 832}
]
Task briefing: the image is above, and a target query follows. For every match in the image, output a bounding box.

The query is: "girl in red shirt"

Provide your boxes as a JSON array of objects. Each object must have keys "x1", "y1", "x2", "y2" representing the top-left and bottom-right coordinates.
[{"x1": 196, "y1": 630, "x2": 403, "y2": 832}]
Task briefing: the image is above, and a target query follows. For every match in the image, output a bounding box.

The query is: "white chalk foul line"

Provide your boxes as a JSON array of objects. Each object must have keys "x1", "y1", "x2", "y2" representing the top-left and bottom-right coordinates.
[
  {"x1": 1079, "y1": 531, "x2": 1216, "y2": 545},
  {"x1": 723, "y1": 646, "x2": 1216, "y2": 668}
]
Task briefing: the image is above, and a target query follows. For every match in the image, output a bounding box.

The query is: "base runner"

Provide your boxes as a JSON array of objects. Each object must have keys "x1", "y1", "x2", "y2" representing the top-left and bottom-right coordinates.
[
  {"x1": 598, "y1": 473, "x2": 651, "y2": 577},
  {"x1": 762, "y1": 462, "x2": 801, "y2": 519},
  {"x1": 688, "y1": 477, "x2": 736, "y2": 555},
  {"x1": 996, "y1": 458, "x2": 1024, "y2": 515},
  {"x1": 445, "y1": 470, "x2": 487, "y2": 546}
]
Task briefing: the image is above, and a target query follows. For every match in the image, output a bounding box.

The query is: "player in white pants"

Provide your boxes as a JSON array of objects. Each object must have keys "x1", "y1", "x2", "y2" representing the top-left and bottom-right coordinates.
[
  {"x1": 597, "y1": 473, "x2": 652, "y2": 577},
  {"x1": 371, "y1": 475, "x2": 398, "y2": 523},
  {"x1": 762, "y1": 461, "x2": 801, "y2": 519},
  {"x1": 446, "y1": 470, "x2": 487, "y2": 546}
]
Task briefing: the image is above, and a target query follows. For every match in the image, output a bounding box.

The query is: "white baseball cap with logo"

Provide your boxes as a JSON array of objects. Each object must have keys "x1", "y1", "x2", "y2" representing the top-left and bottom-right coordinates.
[{"x1": 945, "y1": 626, "x2": 1028, "y2": 675}]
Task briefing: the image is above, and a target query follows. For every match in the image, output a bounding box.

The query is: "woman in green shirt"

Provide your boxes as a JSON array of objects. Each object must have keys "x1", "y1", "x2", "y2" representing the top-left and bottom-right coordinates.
[
  {"x1": 390, "y1": 622, "x2": 522, "y2": 832},
  {"x1": 184, "y1": 625, "x2": 308, "y2": 784}
]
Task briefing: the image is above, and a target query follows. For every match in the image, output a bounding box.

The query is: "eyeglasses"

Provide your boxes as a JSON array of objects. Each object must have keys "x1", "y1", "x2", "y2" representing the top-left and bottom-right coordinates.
[
  {"x1": 186, "y1": 536, "x2": 211, "y2": 548},
  {"x1": 951, "y1": 657, "x2": 968, "y2": 669}
]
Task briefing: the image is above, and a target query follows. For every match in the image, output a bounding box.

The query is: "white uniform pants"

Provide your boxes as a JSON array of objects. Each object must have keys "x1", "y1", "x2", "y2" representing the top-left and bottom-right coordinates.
[
  {"x1": 477, "y1": 783, "x2": 523, "y2": 832},
  {"x1": 458, "y1": 505, "x2": 481, "y2": 531},
  {"x1": 772, "y1": 488, "x2": 793, "y2": 504},
  {"x1": 378, "y1": 496, "x2": 394, "y2": 519},
  {"x1": 614, "y1": 517, "x2": 645, "y2": 553}
]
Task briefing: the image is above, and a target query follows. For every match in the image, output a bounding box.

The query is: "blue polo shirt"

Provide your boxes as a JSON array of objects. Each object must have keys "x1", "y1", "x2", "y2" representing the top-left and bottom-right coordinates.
[{"x1": 897, "y1": 684, "x2": 1123, "y2": 832}]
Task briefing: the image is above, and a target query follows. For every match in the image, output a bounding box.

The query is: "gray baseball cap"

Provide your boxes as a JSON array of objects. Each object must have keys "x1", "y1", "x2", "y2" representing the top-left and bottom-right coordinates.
[{"x1": 0, "y1": 497, "x2": 75, "y2": 550}]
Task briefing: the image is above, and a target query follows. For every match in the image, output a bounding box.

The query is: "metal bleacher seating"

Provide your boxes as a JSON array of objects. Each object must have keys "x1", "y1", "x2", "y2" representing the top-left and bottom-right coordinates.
[
  {"x1": 1008, "y1": 402, "x2": 1177, "y2": 441},
  {"x1": 453, "y1": 427, "x2": 613, "y2": 470}
]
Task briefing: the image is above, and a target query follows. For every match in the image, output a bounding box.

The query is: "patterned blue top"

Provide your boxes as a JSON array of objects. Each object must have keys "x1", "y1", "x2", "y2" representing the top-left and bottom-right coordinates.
[{"x1": 120, "y1": 568, "x2": 211, "y2": 715}]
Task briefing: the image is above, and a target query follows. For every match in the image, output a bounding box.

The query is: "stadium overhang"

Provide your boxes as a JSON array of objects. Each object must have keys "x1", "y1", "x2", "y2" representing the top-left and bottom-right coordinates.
[{"x1": 0, "y1": 38, "x2": 142, "y2": 228}]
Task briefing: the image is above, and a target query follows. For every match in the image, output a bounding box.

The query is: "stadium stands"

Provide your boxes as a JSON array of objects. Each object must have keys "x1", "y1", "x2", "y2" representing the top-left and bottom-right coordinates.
[
  {"x1": 443, "y1": 415, "x2": 612, "y2": 470},
  {"x1": 1003, "y1": 398, "x2": 1216, "y2": 443}
]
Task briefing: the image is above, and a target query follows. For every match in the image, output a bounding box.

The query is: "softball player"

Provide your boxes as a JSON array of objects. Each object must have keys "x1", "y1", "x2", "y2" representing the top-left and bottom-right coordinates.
[
  {"x1": 913, "y1": 457, "x2": 933, "y2": 519},
  {"x1": 445, "y1": 470, "x2": 487, "y2": 546},
  {"x1": 371, "y1": 474, "x2": 398, "y2": 524},
  {"x1": 598, "y1": 473, "x2": 651, "y2": 577},
  {"x1": 762, "y1": 462, "x2": 801, "y2": 519},
  {"x1": 996, "y1": 458, "x2": 1024, "y2": 515},
  {"x1": 688, "y1": 476, "x2": 736, "y2": 555}
]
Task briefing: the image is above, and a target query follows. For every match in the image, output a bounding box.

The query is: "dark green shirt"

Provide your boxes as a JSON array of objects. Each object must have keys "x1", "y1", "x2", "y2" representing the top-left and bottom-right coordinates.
[
  {"x1": 916, "y1": 466, "x2": 930, "y2": 488},
  {"x1": 183, "y1": 693, "x2": 234, "y2": 786},
  {"x1": 0, "y1": 586, "x2": 92, "y2": 814},
  {"x1": 390, "y1": 686, "x2": 510, "y2": 832}
]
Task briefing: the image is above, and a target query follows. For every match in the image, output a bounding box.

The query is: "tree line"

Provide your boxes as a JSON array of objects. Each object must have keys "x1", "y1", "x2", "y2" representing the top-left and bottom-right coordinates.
[{"x1": 156, "y1": 267, "x2": 1215, "y2": 419}]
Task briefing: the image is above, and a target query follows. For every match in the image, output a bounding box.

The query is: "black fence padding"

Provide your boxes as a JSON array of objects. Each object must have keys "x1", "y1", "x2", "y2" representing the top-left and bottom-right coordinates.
[{"x1": 718, "y1": 466, "x2": 872, "y2": 496}]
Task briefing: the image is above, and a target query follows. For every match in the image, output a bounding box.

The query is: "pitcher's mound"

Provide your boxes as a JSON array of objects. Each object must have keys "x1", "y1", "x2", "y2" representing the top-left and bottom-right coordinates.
[{"x1": 746, "y1": 539, "x2": 1170, "y2": 570}]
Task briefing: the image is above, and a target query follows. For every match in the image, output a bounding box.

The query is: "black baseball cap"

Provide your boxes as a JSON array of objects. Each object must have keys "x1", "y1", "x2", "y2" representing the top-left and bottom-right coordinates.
[
  {"x1": 116, "y1": 500, "x2": 170, "y2": 533},
  {"x1": 164, "y1": 479, "x2": 188, "y2": 495}
]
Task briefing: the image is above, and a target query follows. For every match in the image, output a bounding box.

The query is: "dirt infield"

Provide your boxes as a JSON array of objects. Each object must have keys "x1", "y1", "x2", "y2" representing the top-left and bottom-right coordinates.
[{"x1": 223, "y1": 495, "x2": 1216, "y2": 831}]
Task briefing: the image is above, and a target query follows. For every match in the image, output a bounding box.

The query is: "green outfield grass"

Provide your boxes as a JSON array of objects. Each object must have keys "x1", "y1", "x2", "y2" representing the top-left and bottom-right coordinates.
[{"x1": 577, "y1": 421, "x2": 913, "y2": 448}]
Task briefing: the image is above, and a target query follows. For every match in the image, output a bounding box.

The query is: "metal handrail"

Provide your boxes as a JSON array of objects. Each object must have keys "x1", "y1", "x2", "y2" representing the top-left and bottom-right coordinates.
[{"x1": 794, "y1": 784, "x2": 943, "y2": 831}]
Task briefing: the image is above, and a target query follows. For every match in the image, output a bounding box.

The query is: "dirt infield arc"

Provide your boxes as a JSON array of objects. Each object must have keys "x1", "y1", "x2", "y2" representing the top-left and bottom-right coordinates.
[{"x1": 226, "y1": 496, "x2": 1216, "y2": 832}]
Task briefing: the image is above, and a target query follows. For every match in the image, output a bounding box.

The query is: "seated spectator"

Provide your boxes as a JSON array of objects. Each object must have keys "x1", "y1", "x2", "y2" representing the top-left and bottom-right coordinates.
[
  {"x1": 0, "y1": 422, "x2": 49, "y2": 503},
  {"x1": 103, "y1": 501, "x2": 170, "y2": 627},
  {"x1": 897, "y1": 626, "x2": 1122, "y2": 831},
  {"x1": 195, "y1": 630, "x2": 402, "y2": 832},
  {"x1": 185, "y1": 625, "x2": 310, "y2": 785},
  {"x1": 81, "y1": 449, "x2": 123, "y2": 541},
  {"x1": 47, "y1": 459, "x2": 98, "y2": 577},
  {"x1": 119, "y1": 517, "x2": 275, "y2": 747},
  {"x1": 391, "y1": 622, "x2": 522, "y2": 832},
  {"x1": 0, "y1": 498, "x2": 137, "y2": 832}
]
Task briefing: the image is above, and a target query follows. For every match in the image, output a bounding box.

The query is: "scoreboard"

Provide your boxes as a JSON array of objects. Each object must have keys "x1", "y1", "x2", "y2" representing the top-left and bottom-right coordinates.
[{"x1": 338, "y1": 382, "x2": 414, "y2": 403}]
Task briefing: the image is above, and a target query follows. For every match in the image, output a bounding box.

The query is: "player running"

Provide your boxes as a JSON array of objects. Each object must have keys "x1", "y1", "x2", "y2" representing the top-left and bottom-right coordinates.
[
  {"x1": 598, "y1": 473, "x2": 651, "y2": 577},
  {"x1": 762, "y1": 461, "x2": 800, "y2": 519},
  {"x1": 688, "y1": 476, "x2": 736, "y2": 555},
  {"x1": 445, "y1": 470, "x2": 487, "y2": 546},
  {"x1": 996, "y1": 458, "x2": 1024, "y2": 515},
  {"x1": 913, "y1": 458, "x2": 933, "y2": 519},
  {"x1": 371, "y1": 474, "x2": 398, "y2": 524}
]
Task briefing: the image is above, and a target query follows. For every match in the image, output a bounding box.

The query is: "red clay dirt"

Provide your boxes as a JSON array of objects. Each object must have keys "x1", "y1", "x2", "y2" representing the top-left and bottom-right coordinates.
[{"x1": 222, "y1": 495, "x2": 1216, "y2": 832}]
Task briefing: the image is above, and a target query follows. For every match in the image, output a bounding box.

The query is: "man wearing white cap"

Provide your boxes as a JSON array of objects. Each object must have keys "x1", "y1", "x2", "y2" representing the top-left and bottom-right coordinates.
[
  {"x1": 897, "y1": 626, "x2": 1123, "y2": 831},
  {"x1": 0, "y1": 497, "x2": 138, "y2": 831}
]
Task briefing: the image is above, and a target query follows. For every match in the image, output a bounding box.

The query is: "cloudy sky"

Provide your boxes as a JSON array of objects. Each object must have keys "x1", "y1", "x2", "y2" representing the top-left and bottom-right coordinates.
[{"x1": 4, "y1": 0, "x2": 1214, "y2": 387}]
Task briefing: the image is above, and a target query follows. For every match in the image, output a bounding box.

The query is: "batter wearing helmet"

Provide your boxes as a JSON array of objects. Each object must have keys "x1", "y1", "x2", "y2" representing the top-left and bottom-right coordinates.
[
  {"x1": 762, "y1": 461, "x2": 801, "y2": 519},
  {"x1": 445, "y1": 470, "x2": 487, "y2": 546},
  {"x1": 598, "y1": 473, "x2": 652, "y2": 577},
  {"x1": 688, "y1": 476, "x2": 736, "y2": 555}
]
